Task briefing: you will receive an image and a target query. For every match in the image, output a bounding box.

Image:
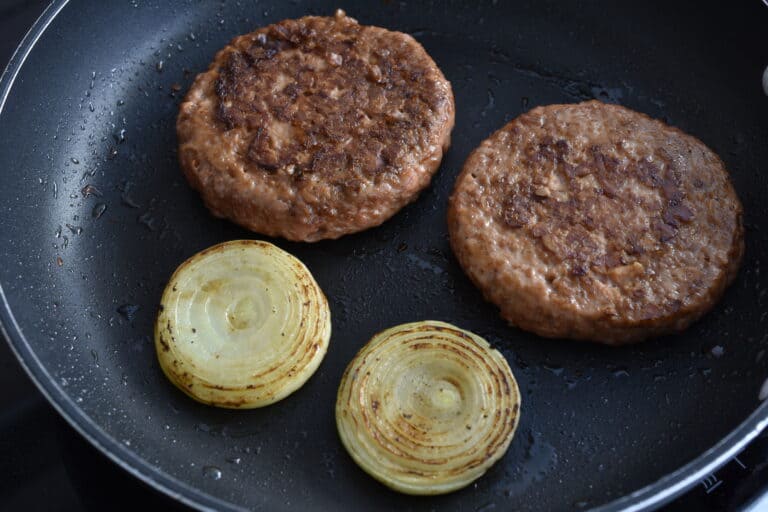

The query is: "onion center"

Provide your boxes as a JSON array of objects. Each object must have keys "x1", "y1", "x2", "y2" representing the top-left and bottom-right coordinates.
[
  {"x1": 226, "y1": 296, "x2": 260, "y2": 331},
  {"x1": 428, "y1": 378, "x2": 462, "y2": 410}
]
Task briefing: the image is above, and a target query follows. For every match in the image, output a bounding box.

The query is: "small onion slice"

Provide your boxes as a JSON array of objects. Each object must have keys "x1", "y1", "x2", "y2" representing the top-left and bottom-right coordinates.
[
  {"x1": 336, "y1": 320, "x2": 521, "y2": 495},
  {"x1": 155, "y1": 240, "x2": 331, "y2": 408}
]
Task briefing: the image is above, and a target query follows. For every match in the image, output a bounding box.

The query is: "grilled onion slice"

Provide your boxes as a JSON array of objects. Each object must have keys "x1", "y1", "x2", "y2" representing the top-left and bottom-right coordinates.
[
  {"x1": 336, "y1": 320, "x2": 520, "y2": 495},
  {"x1": 155, "y1": 240, "x2": 331, "y2": 408}
]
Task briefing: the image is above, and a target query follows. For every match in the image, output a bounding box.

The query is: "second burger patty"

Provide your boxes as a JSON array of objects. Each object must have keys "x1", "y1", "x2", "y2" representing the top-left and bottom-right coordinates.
[{"x1": 448, "y1": 101, "x2": 744, "y2": 344}]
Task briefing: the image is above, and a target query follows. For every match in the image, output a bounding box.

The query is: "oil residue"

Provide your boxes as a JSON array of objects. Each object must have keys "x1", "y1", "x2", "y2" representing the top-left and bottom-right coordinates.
[
  {"x1": 117, "y1": 303, "x2": 139, "y2": 322},
  {"x1": 497, "y1": 430, "x2": 558, "y2": 497},
  {"x1": 92, "y1": 203, "x2": 107, "y2": 219},
  {"x1": 612, "y1": 367, "x2": 630, "y2": 378},
  {"x1": 195, "y1": 423, "x2": 263, "y2": 439},
  {"x1": 202, "y1": 465, "x2": 222, "y2": 480},
  {"x1": 65, "y1": 223, "x2": 83, "y2": 235},
  {"x1": 542, "y1": 364, "x2": 564, "y2": 377},
  {"x1": 405, "y1": 253, "x2": 445, "y2": 275}
]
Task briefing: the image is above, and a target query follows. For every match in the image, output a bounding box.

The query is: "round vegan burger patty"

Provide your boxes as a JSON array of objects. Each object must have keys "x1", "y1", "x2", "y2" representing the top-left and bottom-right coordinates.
[
  {"x1": 448, "y1": 101, "x2": 744, "y2": 344},
  {"x1": 177, "y1": 10, "x2": 455, "y2": 242}
]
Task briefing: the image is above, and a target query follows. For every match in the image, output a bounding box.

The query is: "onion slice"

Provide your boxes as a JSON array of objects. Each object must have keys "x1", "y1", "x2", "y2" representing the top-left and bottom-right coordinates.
[
  {"x1": 155, "y1": 240, "x2": 331, "y2": 408},
  {"x1": 336, "y1": 320, "x2": 520, "y2": 495}
]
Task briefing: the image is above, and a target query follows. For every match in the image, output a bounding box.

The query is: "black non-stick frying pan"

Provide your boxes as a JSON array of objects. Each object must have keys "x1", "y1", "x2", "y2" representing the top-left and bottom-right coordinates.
[{"x1": 2, "y1": 1, "x2": 768, "y2": 510}]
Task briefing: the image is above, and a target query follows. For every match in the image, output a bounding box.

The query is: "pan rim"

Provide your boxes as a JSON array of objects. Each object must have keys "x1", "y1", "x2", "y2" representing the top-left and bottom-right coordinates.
[{"x1": 0, "y1": 1, "x2": 766, "y2": 511}]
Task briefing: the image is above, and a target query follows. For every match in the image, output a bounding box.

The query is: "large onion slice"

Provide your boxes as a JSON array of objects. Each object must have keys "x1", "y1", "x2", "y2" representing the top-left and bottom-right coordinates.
[
  {"x1": 155, "y1": 240, "x2": 331, "y2": 408},
  {"x1": 336, "y1": 320, "x2": 520, "y2": 495}
]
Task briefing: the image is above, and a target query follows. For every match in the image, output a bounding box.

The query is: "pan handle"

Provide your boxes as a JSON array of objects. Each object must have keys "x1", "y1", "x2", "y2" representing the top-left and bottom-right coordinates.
[
  {"x1": 763, "y1": 66, "x2": 768, "y2": 96},
  {"x1": 761, "y1": 2, "x2": 768, "y2": 92}
]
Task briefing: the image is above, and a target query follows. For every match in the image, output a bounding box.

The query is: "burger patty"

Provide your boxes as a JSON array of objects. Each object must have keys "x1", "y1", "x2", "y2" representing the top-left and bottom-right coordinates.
[
  {"x1": 448, "y1": 101, "x2": 744, "y2": 344},
  {"x1": 177, "y1": 10, "x2": 455, "y2": 242}
]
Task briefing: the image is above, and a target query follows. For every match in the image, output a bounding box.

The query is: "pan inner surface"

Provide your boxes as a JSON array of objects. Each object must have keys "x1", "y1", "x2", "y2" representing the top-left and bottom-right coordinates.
[{"x1": 1, "y1": 1, "x2": 767, "y2": 511}]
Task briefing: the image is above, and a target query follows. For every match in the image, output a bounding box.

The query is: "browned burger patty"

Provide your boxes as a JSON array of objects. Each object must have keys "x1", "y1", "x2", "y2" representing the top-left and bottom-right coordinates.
[
  {"x1": 448, "y1": 101, "x2": 744, "y2": 344},
  {"x1": 177, "y1": 10, "x2": 454, "y2": 242}
]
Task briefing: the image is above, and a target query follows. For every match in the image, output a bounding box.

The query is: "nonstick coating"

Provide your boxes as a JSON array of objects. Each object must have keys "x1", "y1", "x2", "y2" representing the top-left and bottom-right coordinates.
[{"x1": 2, "y1": 1, "x2": 768, "y2": 511}]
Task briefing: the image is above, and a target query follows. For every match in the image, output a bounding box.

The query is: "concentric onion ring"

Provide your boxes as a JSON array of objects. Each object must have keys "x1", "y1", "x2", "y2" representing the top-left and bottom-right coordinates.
[
  {"x1": 155, "y1": 240, "x2": 331, "y2": 408},
  {"x1": 336, "y1": 320, "x2": 520, "y2": 495}
]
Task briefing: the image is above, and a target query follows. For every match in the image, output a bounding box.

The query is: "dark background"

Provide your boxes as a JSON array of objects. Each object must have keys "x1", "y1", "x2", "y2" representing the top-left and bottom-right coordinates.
[{"x1": 0, "y1": 1, "x2": 766, "y2": 511}]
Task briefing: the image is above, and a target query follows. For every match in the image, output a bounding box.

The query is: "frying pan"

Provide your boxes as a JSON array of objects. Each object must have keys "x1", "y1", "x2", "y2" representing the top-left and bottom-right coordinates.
[{"x1": 2, "y1": 0, "x2": 767, "y2": 510}]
